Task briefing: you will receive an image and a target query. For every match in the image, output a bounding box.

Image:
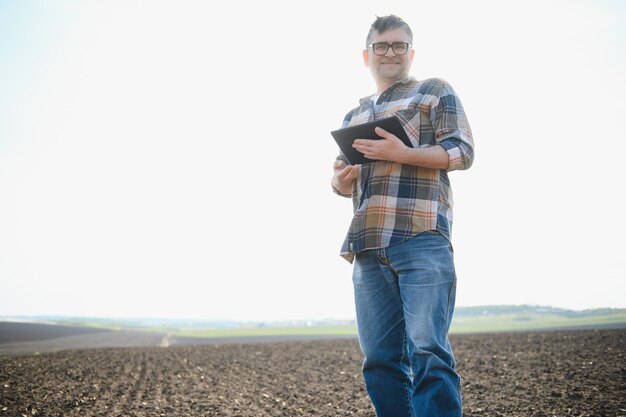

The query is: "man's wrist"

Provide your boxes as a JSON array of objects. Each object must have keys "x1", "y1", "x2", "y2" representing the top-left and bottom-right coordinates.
[
  {"x1": 399, "y1": 146, "x2": 412, "y2": 165},
  {"x1": 331, "y1": 178, "x2": 352, "y2": 197}
]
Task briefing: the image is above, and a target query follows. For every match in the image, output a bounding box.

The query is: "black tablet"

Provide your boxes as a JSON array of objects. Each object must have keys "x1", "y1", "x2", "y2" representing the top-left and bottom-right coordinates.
[{"x1": 331, "y1": 116, "x2": 413, "y2": 165}]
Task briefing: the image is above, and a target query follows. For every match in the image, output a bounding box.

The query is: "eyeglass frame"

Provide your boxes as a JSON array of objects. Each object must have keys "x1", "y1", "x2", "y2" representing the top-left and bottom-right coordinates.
[{"x1": 367, "y1": 42, "x2": 412, "y2": 56}]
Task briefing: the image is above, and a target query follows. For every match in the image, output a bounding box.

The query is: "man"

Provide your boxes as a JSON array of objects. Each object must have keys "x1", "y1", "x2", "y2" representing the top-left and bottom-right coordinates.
[{"x1": 331, "y1": 15, "x2": 474, "y2": 417}]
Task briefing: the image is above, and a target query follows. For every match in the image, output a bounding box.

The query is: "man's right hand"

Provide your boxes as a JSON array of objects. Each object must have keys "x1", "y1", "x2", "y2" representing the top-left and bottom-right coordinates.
[{"x1": 331, "y1": 160, "x2": 360, "y2": 196}]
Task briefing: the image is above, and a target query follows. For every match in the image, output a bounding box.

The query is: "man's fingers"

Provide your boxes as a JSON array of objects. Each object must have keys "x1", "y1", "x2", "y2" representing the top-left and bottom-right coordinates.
[
  {"x1": 334, "y1": 159, "x2": 347, "y2": 169},
  {"x1": 352, "y1": 128, "x2": 395, "y2": 149},
  {"x1": 338, "y1": 164, "x2": 359, "y2": 180},
  {"x1": 374, "y1": 126, "x2": 391, "y2": 138},
  {"x1": 353, "y1": 139, "x2": 376, "y2": 150},
  {"x1": 334, "y1": 160, "x2": 349, "y2": 174}
]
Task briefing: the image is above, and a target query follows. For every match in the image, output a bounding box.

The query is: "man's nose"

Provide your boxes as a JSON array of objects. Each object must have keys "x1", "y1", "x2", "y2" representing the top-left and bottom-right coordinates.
[{"x1": 384, "y1": 48, "x2": 397, "y2": 58}]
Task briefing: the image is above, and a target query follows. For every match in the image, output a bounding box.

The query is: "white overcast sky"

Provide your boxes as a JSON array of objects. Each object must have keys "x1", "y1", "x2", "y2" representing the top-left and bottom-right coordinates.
[{"x1": 1, "y1": 0, "x2": 624, "y2": 321}]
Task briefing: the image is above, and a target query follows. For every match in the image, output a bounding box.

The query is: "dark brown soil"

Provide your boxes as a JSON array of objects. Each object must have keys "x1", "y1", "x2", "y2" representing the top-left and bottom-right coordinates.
[
  {"x1": 0, "y1": 322, "x2": 110, "y2": 344},
  {"x1": 0, "y1": 322, "x2": 167, "y2": 357},
  {"x1": 1, "y1": 329, "x2": 624, "y2": 417}
]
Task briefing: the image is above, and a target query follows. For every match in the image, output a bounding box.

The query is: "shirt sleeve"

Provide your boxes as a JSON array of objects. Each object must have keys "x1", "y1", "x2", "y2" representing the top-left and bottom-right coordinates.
[
  {"x1": 434, "y1": 81, "x2": 475, "y2": 171},
  {"x1": 439, "y1": 138, "x2": 474, "y2": 171}
]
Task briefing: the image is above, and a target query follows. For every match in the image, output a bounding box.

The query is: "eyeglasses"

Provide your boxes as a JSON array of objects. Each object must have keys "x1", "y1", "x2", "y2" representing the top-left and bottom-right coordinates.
[{"x1": 368, "y1": 42, "x2": 411, "y2": 56}]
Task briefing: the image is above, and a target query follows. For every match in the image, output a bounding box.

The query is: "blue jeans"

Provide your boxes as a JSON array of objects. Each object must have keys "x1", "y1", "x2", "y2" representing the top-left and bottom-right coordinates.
[{"x1": 352, "y1": 232, "x2": 461, "y2": 417}]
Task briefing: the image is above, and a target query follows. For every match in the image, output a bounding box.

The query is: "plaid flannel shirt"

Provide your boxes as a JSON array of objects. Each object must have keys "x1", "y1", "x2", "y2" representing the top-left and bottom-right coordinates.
[{"x1": 335, "y1": 77, "x2": 474, "y2": 263}]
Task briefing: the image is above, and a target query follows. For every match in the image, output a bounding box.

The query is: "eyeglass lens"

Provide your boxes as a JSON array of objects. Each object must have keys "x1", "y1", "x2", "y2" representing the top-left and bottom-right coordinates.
[{"x1": 372, "y1": 42, "x2": 409, "y2": 56}]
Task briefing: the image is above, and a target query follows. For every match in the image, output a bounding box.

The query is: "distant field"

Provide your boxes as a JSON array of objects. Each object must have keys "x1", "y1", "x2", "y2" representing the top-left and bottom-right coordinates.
[
  {"x1": 1, "y1": 310, "x2": 626, "y2": 356},
  {"x1": 172, "y1": 324, "x2": 358, "y2": 339},
  {"x1": 3, "y1": 307, "x2": 625, "y2": 340},
  {"x1": 450, "y1": 311, "x2": 626, "y2": 334},
  {"x1": 169, "y1": 312, "x2": 626, "y2": 339}
]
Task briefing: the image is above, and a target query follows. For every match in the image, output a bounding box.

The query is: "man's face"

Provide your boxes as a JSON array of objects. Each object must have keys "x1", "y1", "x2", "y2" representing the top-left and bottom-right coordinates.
[{"x1": 363, "y1": 27, "x2": 415, "y2": 87}]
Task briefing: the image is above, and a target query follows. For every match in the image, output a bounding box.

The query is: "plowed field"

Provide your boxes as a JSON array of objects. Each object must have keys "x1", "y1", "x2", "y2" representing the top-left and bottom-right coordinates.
[{"x1": 1, "y1": 329, "x2": 624, "y2": 417}]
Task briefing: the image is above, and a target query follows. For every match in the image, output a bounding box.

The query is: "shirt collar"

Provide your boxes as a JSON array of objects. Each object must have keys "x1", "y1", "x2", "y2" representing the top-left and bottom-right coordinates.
[{"x1": 359, "y1": 77, "x2": 416, "y2": 105}]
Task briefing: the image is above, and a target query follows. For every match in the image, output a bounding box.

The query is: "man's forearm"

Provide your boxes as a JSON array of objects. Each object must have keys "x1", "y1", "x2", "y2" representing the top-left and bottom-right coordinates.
[{"x1": 398, "y1": 145, "x2": 449, "y2": 169}]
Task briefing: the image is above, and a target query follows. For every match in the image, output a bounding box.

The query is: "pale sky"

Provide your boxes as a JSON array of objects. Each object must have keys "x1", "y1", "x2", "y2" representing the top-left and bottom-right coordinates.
[{"x1": 1, "y1": 0, "x2": 624, "y2": 321}]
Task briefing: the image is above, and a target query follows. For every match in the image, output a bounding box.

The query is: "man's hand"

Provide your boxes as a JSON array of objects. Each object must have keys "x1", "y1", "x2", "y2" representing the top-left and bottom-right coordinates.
[
  {"x1": 331, "y1": 160, "x2": 359, "y2": 196},
  {"x1": 352, "y1": 126, "x2": 409, "y2": 163}
]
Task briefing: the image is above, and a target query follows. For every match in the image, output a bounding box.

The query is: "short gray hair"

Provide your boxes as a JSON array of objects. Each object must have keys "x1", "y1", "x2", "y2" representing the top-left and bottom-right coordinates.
[{"x1": 366, "y1": 15, "x2": 413, "y2": 47}]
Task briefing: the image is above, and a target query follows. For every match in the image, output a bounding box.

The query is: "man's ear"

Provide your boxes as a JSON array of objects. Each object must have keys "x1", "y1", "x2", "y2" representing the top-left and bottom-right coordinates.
[{"x1": 362, "y1": 49, "x2": 369, "y2": 67}]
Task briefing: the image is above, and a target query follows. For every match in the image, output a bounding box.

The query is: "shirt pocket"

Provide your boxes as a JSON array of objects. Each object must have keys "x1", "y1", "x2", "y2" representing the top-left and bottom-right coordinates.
[{"x1": 395, "y1": 105, "x2": 435, "y2": 147}]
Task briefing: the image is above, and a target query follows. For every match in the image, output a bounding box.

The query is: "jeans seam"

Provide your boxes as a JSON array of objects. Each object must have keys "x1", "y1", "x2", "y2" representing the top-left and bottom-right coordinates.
[
  {"x1": 401, "y1": 329, "x2": 414, "y2": 417},
  {"x1": 446, "y1": 275, "x2": 457, "y2": 322}
]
